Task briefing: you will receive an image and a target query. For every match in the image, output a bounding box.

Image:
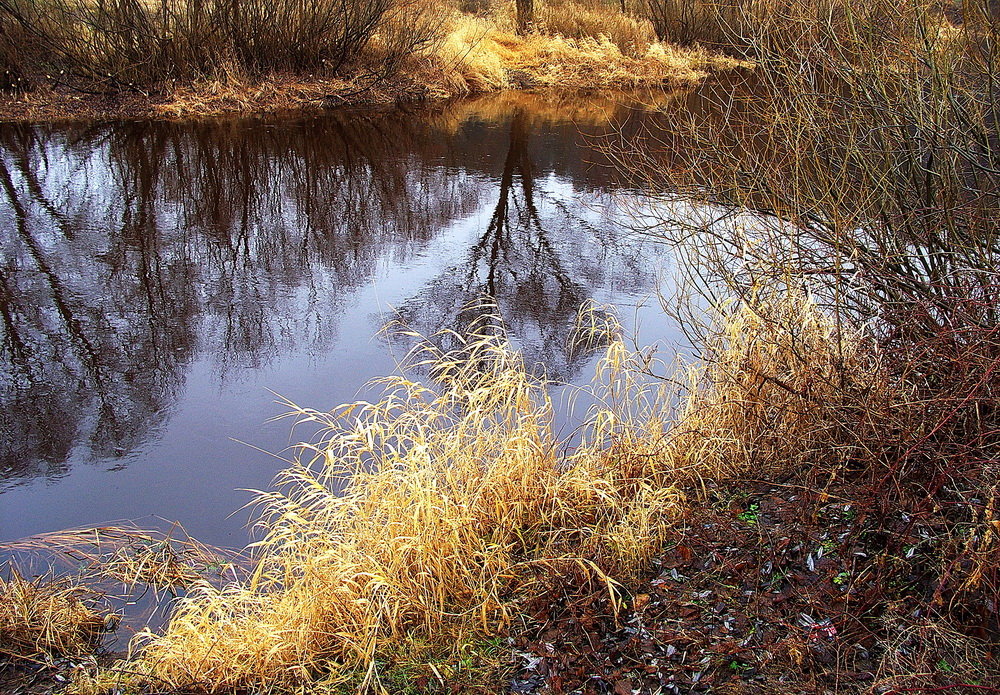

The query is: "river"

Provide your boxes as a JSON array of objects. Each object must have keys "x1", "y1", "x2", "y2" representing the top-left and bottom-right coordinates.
[{"x1": 0, "y1": 90, "x2": 718, "y2": 551}]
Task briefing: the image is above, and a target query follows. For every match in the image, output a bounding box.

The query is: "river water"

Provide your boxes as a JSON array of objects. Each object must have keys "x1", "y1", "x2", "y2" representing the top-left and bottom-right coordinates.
[{"x1": 0, "y1": 90, "x2": 702, "y2": 551}]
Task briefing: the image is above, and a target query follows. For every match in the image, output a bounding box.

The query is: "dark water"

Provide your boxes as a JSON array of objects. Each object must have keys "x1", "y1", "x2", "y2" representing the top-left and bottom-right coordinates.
[{"x1": 0, "y1": 91, "x2": 690, "y2": 550}]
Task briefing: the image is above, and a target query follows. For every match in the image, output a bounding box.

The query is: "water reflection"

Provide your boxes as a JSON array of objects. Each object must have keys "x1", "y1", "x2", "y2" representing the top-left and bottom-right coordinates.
[
  {"x1": 395, "y1": 107, "x2": 634, "y2": 380},
  {"x1": 0, "y1": 93, "x2": 673, "y2": 543},
  {"x1": 0, "y1": 112, "x2": 481, "y2": 487}
]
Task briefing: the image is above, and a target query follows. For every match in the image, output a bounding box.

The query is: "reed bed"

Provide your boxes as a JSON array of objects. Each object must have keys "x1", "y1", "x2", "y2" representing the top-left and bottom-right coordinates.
[{"x1": 538, "y1": 0, "x2": 656, "y2": 56}]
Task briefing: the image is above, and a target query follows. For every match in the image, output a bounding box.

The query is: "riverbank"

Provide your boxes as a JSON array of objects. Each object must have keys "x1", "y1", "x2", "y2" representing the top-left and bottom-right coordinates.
[
  {"x1": 0, "y1": 12, "x2": 743, "y2": 122},
  {"x1": 5, "y1": 291, "x2": 997, "y2": 695}
]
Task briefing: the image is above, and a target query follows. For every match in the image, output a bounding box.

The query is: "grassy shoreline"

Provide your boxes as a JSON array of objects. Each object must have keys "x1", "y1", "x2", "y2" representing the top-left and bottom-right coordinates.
[
  {"x1": 3, "y1": 0, "x2": 999, "y2": 690},
  {"x1": 0, "y1": 7, "x2": 743, "y2": 122},
  {"x1": 7, "y1": 286, "x2": 998, "y2": 694}
]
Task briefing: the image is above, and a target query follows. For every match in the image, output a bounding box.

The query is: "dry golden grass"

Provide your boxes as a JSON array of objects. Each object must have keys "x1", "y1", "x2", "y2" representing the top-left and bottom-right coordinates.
[
  {"x1": 4, "y1": 524, "x2": 244, "y2": 593},
  {"x1": 132, "y1": 13, "x2": 738, "y2": 118},
  {"x1": 539, "y1": 0, "x2": 656, "y2": 56},
  {"x1": 0, "y1": 0, "x2": 746, "y2": 119},
  {"x1": 423, "y1": 13, "x2": 743, "y2": 97},
  {"x1": 111, "y1": 308, "x2": 682, "y2": 691},
  {"x1": 81, "y1": 293, "x2": 871, "y2": 693},
  {"x1": 0, "y1": 570, "x2": 108, "y2": 662},
  {"x1": 154, "y1": 74, "x2": 357, "y2": 118},
  {"x1": 665, "y1": 292, "x2": 880, "y2": 484}
]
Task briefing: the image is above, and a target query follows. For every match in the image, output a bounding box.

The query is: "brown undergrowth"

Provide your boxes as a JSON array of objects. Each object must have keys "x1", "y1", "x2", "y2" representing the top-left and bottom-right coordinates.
[
  {"x1": 513, "y1": 291, "x2": 999, "y2": 694},
  {"x1": 0, "y1": 572, "x2": 108, "y2": 663}
]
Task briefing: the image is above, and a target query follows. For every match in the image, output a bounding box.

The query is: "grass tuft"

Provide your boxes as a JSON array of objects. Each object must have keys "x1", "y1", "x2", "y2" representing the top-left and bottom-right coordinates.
[
  {"x1": 427, "y1": 12, "x2": 740, "y2": 96},
  {"x1": 0, "y1": 570, "x2": 109, "y2": 662}
]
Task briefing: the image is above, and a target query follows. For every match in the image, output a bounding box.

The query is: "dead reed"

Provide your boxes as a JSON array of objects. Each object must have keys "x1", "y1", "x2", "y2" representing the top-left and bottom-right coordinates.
[
  {"x1": 539, "y1": 0, "x2": 656, "y2": 56},
  {"x1": 0, "y1": 570, "x2": 108, "y2": 662},
  {"x1": 427, "y1": 12, "x2": 740, "y2": 97}
]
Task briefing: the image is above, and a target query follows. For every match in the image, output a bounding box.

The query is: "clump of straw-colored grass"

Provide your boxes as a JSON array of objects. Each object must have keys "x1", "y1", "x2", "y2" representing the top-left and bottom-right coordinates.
[
  {"x1": 4, "y1": 524, "x2": 244, "y2": 593},
  {"x1": 114, "y1": 308, "x2": 685, "y2": 691},
  {"x1": 424, "y1": 12, "x2": 741, "y2": 97},
  {"x1": 665, "y1": 291, "x2": 882, "y2": 483},
  {"x1": 103, "y1": 293, "x2": 867, "y2": 692},
  {"x1": 0, "y1": 570, "x2": 108, "y2": 661},
  {"x1": 539, "y1": 0, "x2": 656, "y2": 56}
]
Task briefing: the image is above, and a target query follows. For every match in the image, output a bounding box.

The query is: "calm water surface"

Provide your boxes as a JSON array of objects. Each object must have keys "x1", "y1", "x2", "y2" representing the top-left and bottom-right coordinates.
[{"x1": 0, "y1": 91, "x2": 696, "y2": 549}]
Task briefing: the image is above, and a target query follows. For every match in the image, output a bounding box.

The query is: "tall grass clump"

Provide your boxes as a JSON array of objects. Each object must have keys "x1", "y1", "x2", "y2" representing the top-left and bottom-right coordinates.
[
  {"x1": 430, "y1": 11, "x2": 733, "y2": 96},
  {"x1": 96, "y1": 294, "x2": 879, "y2": 692},
  {"x1": 538, "y1": 0, "x2": 656, "y2": 56},
  {"x1": 114, "y1": 311, "x2": 680, "y2": 691}
]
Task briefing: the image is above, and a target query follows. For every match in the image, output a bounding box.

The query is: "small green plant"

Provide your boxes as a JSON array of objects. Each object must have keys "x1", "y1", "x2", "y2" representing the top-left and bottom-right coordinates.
[
  {"x1": 832, "y1": 572, "x2": 850, "y2": 587},
  {"x1": 729, "y1": 659, "x2": 751, "y2": 673},
  {"x1": 738, "y1": 502, "x2": 761, "y2": 525}
]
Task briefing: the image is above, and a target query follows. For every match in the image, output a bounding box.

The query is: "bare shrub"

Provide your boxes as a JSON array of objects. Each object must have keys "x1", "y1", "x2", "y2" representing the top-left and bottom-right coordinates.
[
  {"x1": 0, "y1": 0, "x2": 444, "y2": 90},
  {"x1": 613, "y1": 0, "x2": 1000, "y2": 635}
]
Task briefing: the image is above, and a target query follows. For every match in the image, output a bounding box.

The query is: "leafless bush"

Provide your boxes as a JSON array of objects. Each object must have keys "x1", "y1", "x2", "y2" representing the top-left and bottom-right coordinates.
[
  {"x1": 610, "y1": 0, "x2": 1000, "y2": 630},
  {"x1": 0, "y1": 0, "x2": 443, "y2": 91}
]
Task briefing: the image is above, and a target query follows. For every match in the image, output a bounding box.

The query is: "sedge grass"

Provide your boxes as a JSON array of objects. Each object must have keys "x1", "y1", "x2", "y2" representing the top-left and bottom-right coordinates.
[
  {"x1": 425, "y1": 12, "x2": 741, "y2": 97},
  {"x1": 538, "y1": 0, "x2": 656, "y2": 56}
]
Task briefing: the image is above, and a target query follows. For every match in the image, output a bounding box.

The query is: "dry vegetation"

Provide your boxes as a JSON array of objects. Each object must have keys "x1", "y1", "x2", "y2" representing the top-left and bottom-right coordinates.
[
  {"x1": 1, "y1": 0, "x2": 997, "y2": 690},
  {"x1": 59, "y1": 266, "x2": 996, "y2": 693},
  {"x1": 0, "y1": 571, "x2": 108, "y2": 662},
  {"x1": 74, "y1": 0, "x2": 998, "y2": 687},
  {"x1": 425, "y1": 13, "x2": 738, "y2": 97},
  {"x1": 0, "y1": 0, "x2": 741, "y2": 118},
  {"x1": 102, "y1": 308, "x2": 685, "y2": 691},
  {"x1": 54, "y1": 289, "x2": 926, "y2": 694},
  {"x1": 0, "y1": 524, "x2": 244, "y2": 675}
]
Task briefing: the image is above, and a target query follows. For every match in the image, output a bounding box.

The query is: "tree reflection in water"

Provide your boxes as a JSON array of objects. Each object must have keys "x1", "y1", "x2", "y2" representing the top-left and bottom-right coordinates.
[
  {"x1": 0, "y1": 97, "x2": 662, "y2": 495},
  {"x1": 394, "y1": 106, "x2": 655, "y2": 381}
]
